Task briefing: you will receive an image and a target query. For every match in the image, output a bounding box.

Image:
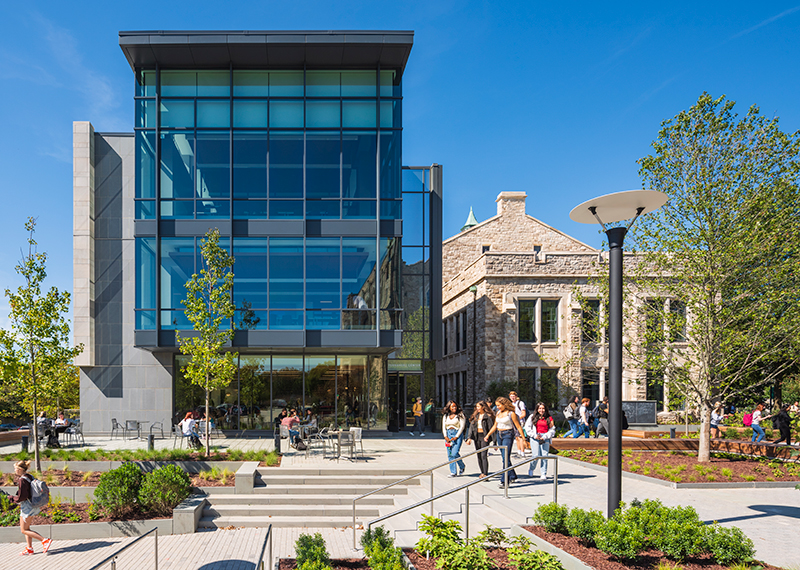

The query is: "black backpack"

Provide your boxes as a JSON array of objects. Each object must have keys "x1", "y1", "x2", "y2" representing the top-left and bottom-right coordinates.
[{"x1": 295, "y1": 439, "x2": 308, "y2": 451}]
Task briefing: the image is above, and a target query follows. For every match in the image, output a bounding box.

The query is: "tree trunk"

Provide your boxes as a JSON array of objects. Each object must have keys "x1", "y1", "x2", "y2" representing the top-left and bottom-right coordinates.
[
  {"x1": 205, "y1": 380, "x2": 211, "y2": 457},
  {"x1": 698, "y1": 403, "x2": 711, "y2": 462},
  {"x1": 31, "y1": 357, "x2": 41, "y2": 472}
]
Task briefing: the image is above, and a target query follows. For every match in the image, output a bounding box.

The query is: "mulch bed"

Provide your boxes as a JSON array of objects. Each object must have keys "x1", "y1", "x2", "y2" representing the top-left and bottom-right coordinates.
[
  {"x1": 405, "y1": 547, "x2": 513, "y2": 569},
  {"x1": 24, "y1": 503, "x2": 171, "y2": 525},
  {"x1": 522, "y1": 526, "x2": 782, "y2": 570},
  {"x1": 278, "y1": 559, "x2": 369, "y2": 569},
  {"x1": 564, "y1": 450, "x2": 800, "y2": 483},
  {"x1": 2, "y1": 469, "x2": 236, "y2": 487}
]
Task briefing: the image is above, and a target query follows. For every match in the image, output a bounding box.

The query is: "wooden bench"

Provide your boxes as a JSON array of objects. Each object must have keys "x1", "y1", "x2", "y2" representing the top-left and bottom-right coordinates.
[{"x1": 0, "y1": 430, "x2": 29, "y2": 444}]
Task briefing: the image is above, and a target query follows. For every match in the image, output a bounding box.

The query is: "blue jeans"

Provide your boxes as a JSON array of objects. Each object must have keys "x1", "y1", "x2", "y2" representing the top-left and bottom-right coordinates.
[
  {"x1": 577, "y1": 422, "x2": 591, "y2": 438},
  {"x1": 446, "y1": 429, "x2": 466, "y2": 475},
  {"x1": 528, "y1": 437, "x2": 550, "y2": 477},
  {"x1": 752, "y1": 425, "x2": 765, "y2": 442},
  {"x1": 497, "y1": 430, "x2": 517, "y2": 484},
  {"x1": 564, "y1": 418, "x2": 579, "y2": 438},
  {"x1": 413, "y1": 415, "x2": 424, "y2": 435}
]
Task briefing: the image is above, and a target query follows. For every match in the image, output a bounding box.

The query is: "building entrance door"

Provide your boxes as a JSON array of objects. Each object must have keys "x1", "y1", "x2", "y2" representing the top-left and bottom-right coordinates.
[{"x1": 387, "y1": 372, "x2": 424, "y2": 431}]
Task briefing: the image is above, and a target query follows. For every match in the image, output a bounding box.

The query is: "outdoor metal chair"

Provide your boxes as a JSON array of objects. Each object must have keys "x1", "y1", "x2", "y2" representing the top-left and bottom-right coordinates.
[
  {"x1": 65, "y1": 422, "x2": 85, "y2": 446},
  {"x1": 335, "y1": 429, "x2": 355, "y2": 462},
  {"x1": 150, "y1": 421, "x2": 165, "y2": 439},
  {"x1": 173, "y1": 424, "x2": 192, "y2": 448},
  {"x1": 125, "y1": 420, "x2": 141, "y2": 439},
  {"x1": 350, "y1": 427, "x2": 365, "y2": 459},
  {"x1": 111, "y1": 418, "x2": 126, "y2": 439}
]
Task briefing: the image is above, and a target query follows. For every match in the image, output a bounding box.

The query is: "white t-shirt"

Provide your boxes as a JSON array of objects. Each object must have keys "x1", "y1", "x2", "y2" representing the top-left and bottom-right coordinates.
[
  {"x1": 752, "y1": 410, "x2": 761, "y2": 426},
  {"x1": 579, "y1": 405, "x2": 589, "y2": 424},
  {"x1": 180, "y1": 418, "x2": 196, "y2": 436},
  {"x1": 513, "y1": 400, "x2": 527, "y2": 420}
]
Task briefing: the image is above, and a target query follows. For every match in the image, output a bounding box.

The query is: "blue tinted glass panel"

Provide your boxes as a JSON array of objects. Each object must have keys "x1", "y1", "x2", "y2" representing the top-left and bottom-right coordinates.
[
  {"x1": 160, "y1": 125, "x2": 196, "y2": 183},
  {"x1": 306, "y1": 311, "x2": 340, "y2": 330},
  {"x1": 342, "y1": 200, "x2": 376, "y2": 219},
  {"x1": 233, "y1": 132, "x2": 268, "y2": 198},
  {"x1": 196, "y1": 200, "x2": 230, "y2": 219},
  {"x1": 233, "y1": 101, "x2": 268, "y2": 128},
  {"x1": 269, "y1": 71, "x2": 303, "y2": 97},
  {"x1": 135, "y1": 131, "x2": 156, "y2": 199},
  {"x1": 136, "y1": 70, "x2": 156, "y2": 97},
  {"x1": 380, "y1": 132, "x2": 402, "y2": 199},
  {"x1": 343, "y1": 238, "x2": 377, "y2": 309},
  {"x1": 403, "y1": 192, "x2": 424, "y2": 246},
  {"x1": 269, "y1": 101, "x2": 303, "y2": 128},
  {"x1": 342, "y1": 71, "x2": 376, "y2": 97},
  {"x1": 342, "y1": 132, "x2": 377, "y2": 198},
  {"x1": 233, "y1": 71, "x2": 269, "y2": 97},
  {"x1": 380, "y1": 200, "x2": 401, "y2": 220},
  {"x1": 136, "y1": 100, "x2": 156, "y2": 128},
  {"x1": 306, "y1": 71, "x2": 340, "y2": 97},
  {"x1": 233, "y1": 200, "x2": 268, "y2": 219},
  {"x1": 270, "y1": 200, "x2": 303, "y2": 219},
  {"x1": 161, "y1": 237, "x2": 195, "y2": 310},
  {"x1": 379, "y1": 238, "x2": 401, "y2": 311},
  {"x1": 196, "y1": 132, "x2": 230, "y2": 198},
  {"x1": 160, "y1": 100, "x2": 194, "y2": 128},
  {"x1": 269, "y1": 310, "x2": 303, "y2": 330},
  {"x1": 306, "y1": 101, "x2": 340, "y2": 128},
  {"x1": 136, "y1": 310, "x2": 156, "y2": 331},
  {"x1": 306, "y1": 238, "x2": 340, "y2": 309},
  {"x1": 269, "y1": 133, "x2": 303, "y2": 198},
  {"x1": 195, "y1": 237, "x2": 230, "y2": 280},
  {"x1": 136, "y1": 237, "x2": 157, "y2": 310},
  {"x1": 379, "y1": 71, "x2": 395, "y2": 97},
  {"x1": 236, "y1": 309, "x2": 268, "y2": 330},
  {"x1": 402, "y1": 167, "x2": 424, "y2": 193},
  {"x1": 197, "y1": 101, "x2": 230, "y2": 128},
  {"x1": 342, "y1": 102, "x2": 376, "y2": 128},
  {"x1": 161, "y1": 71, "x2": 196, "y2": 97},
  {"x1": 306, "y1": 132, "x2": 340, "y2": 198},
  {"x1": 269, "y1": 238, "x2": 303, "y2": 309},
  {"x1": 306, "y1": 200, "x2": 339, "y2": 219},
  {"x1": 379, "y1": 101, "x2": 395, "y2": 128},
  {"x1": 136, "y1": 200, "x2": 156, "y2": 220},
  {"x1": 160, "y1": 200, "x2": 194, "y2": 219},
  {"x1": 161, "y1": 310, "x2": 192, "y2": 330},
  {"x1": 197, "y1": 71, "x2": 229, "y2": 97},
  {"x1": 234, "y1": 238, "x2": 269, "y2": 310}
]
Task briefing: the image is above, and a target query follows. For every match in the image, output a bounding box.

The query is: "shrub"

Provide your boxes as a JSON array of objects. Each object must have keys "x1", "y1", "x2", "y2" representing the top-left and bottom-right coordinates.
[
  {"x1": 296, "y1": 532, "x2": 330, "y2": 567},
  {"x1": 595, "y1": 518, "x2": 646, "y2": 561},
  {"x1": 415, "y1": 514, "x2": 462, "y2": 559},
  {"x1": 476, "y1": 525, "x2": 507, "y2": 548},
  {"x1": 94, "y1": 462, "x2": 143, "y2": 517},
  {"x1": 564, "y1": 508, "x2": 604, "y2": 546},
  {"x1": 361, "y1": 525, "x2": 395, "y2": 557},
  {"x1": 438, "y1": 538, "x2": 494, "y2": 570},
  {"x1": 532, "y1": 503, "x2": 569, "y2": 534},
  {"x1": 138, "y1": 464, "x2": 192, "y2": 515},
  {"x1": 508, "y1": 549, "x2": 565, "y2": 570},
  {"x1": 703, "y1": 524, "x2": 755, "y2": 566},
  {"x1": 367, "y1": 541, "x2": 405, "y2": 570},
  {"x1": 652, "y1": 519, "x2": 705, "y2": 560},
  {"x1": 298, "y1": 561, "x2": 333, "y2": 570}
]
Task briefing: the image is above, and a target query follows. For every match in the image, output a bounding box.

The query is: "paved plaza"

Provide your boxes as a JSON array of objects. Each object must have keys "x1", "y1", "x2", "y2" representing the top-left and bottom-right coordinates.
[{"x1": 0, "y1": 433, "x2": 798, "y2": 568}]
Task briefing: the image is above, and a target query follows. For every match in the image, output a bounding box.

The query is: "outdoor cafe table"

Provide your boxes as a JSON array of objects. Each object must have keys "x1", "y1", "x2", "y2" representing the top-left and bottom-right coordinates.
[{"x1": 326, "y1": 430, "x2": 355, "y2": 460}]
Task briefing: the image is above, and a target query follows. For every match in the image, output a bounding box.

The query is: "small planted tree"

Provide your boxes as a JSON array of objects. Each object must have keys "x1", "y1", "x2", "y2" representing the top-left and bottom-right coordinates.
[
  {"x1": 176, "y1": 229, "x2": 237, "y2": 455},
  {"x1": 0, "y1": 218, "x2": 83, "y2": 471}
]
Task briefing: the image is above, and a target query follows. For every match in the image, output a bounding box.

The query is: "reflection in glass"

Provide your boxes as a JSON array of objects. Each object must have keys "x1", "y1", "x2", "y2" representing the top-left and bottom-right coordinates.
[
  {"x1": 342, "y1": 200, "x2": 376, "y2": 219},
  {"x1": 233, "y1": 200, "x2": 268, "y2": 219},
  {"x1": 306, "y1": 238, "x2": 340, "y2": 309},
  {"x1": 136, "y1": 100, "x2": 156, "y2": 128},
  {"x1": 304, "y1": 356, "x2": 337, "y2": 424},
  {"x1": 238, "y1": 356, "x2": 271, "y2": 428},
  {"x1": 380, "y1": 238, "x2": 401, "y2": 312},
  {"x1": 343, "y1": 238, "x2": 377, "y2": 309},
  {"x1": 306, "y1": 71, "x2": 340, "y2": 97},
  {"x1": 306, "y1": 101, "x2": 340, "y2": 128},
  {"x1": 380, "y1": 132, "x2": 402, "y2": 199},
  {"x1": 380, "y1": 200, "x2": 401, "y2": 220},
  {"x1": 270, "y1": 200, "x2": 303, "y2": 219},
  {"x1": 197, "y1": 101, "x2": 230, "y2": 128},
  {"x1": 160, "y1": 100, "x2": 194, "y2": 128},
  {"x1": 342, "y1": 102, "x2": 376, "y2": 128},
  {"x1": 306, "y1": 310, "x2": 340, "y2": 330},
  {"x1": 306, "y1": 200, "x2": 340, "y2": 219},
  {"x1": 338, "y1": 356, "x2": 368, "y2": 428},
  {"x1": 306, "y1": 133, "x2": 340, "y2": 198},
  {"x1": 233, "y1": 101, "x2": 268, "y2": 128},
  {"x1": 272, "y1": 356, "x2": 303, "y2": 417},
  {"x1": 135, "y1": 131, "x2": 156, "y2": 199},
  {"x1": 160, "y1": 132, "x2": 194, "y2": 199},
  {"x1": 269, "y1": 238, "x2": 303, "y2": 309},
  {"x1": 269, "y1": 71, "x2": 304, "y2": 97},
  {"x1": 269, "y1": 101, "x2": 303, "y2": 128},
  {"x1": 402, "y1": 192, "x2": 424, "y2": 246},
  {"x1": 196, "y1": 71, "x2": 230, "y2": 97},
  {"x1": 233, "y1": 238, "x2": 268, "y2": 310},
  {"x1": 161, "y1": 238, "x2": 194, "y2": 310},
  {"x1": 342, "y1": 132, "x2": 377, "y2": 198},
  {"x1": 233, "y1": 132, "x2": 268, "y2": 198},
  {"x1": 136, "y1": 70, "x2": 156, "y2": 97},
  {"x1": 233, "y1": 71, "x2": 269, "y2": 97},
  {"x1": 161, "y1": 71, "x2": 197, "y2": 97},
  {"x1": 341, "y1": 71, "x2": 376, "y2": 96},
  {"x1": 196, "y1": 133, "x2": 230, "y2": 199},
  {"x1": 196, "y1": 200, "x2": 230, "y2": 219},
  {"x1": 135, "y1": 200, "x2": 156, "y2": 220},
  {"x1": 379, "y1": 70, "x2": 396, "y2": 97},
  {"x1": 160, "y1": 200, "x2": 194, "y2": 219},
  {"x1": 136, "y1": 237, "x2": 157, "y2": 311},
  {"x1": 269, "y1": 133, "x2": 303, "y2": 198},
  {"x1": 269, "y1": 310, "x2": 303, "y2": 330}
]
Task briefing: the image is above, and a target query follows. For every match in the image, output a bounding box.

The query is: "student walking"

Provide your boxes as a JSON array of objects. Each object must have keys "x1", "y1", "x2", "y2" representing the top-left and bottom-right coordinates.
[
  {"x1": 465, "y1": 401, "x2": 495, "y2": 478},
  {"x1": 563, "y1": 396, "x2": 579, "y2": 438},
  {"x1": 11, "y1": 461, "x2": 52, "y2": 556},
  {"x1": 594, "y1": 396, "x2": 609, "y2": 438},
  {"x1": 711, "y1": 402, "x2": 727, "y2": 439},
  {"x1": 484, "y1": 397, "x2": 524, "y2": 488},
  {"x1": 524, "y1": 402, "x2": 556, "y2": 479},
  {"x1": 509, "y1": 391, "x2": 528, "y2": 456},
  {"x1": 442, "y1": 401, "x2": 466, "y2": 477},
  {"x1": 577, "y1": 398, "x2": 592, "y2": 438},
  {"x1": 768, "y1": 405, "x2": 794, "y2": 446},
  {"x1": 750, "y1": 403, "x2": 766, "y2": 443},
  {"x1": 410, "y1": 397, "x2": 425, "y2": 436}
]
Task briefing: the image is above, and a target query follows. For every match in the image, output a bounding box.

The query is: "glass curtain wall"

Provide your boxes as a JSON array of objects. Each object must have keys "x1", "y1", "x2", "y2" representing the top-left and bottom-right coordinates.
[{"x1": 174, "y1": 354, "x2": 370, "y2": 430}]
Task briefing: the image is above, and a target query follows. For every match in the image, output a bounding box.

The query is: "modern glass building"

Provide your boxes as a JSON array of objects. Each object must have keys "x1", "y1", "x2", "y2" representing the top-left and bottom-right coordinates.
[{"x1": 73, "y1": 31, "x2": 442, "y2": 434}]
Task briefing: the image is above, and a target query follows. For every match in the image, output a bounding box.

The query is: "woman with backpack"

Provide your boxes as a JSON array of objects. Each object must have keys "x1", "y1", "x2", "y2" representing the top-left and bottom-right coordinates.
[
  {"x1": 749, "y1": 403, "x2": 766, "y2": 443},
  {"x1": 524, "y1": 402, "x2": 556, "y2": 479},
  {"x1": 563, "y1": 396, "x2": 579, "y2": 438},
  {"x1": 11, "y1": 460, "x2": 52, "y2": 556}
]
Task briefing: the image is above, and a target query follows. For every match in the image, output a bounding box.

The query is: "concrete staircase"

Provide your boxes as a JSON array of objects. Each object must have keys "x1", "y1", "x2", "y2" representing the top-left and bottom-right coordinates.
[{"x1": 198, "y1": 467, "x2": 421, "y2": 529}]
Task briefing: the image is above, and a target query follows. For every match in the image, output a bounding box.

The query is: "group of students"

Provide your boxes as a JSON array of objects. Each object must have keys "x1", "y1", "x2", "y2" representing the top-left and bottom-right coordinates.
[
  {"x1": 712, "y1": 401, "x2": 799, "y2": 446},
  {"x1": 562, "y1": 396, "x2": 618, "y2": 438},
  {"x1": 438, "y1": 392, "x2": 555, "y2": 488}
]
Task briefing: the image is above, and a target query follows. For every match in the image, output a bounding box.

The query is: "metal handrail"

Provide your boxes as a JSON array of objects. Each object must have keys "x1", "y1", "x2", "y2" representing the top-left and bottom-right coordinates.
[
  {"x1": 365, "y1": 453, "x2": 562, "y2": 543},
  {"x1": 255, "y1": 524, "x2": 273, "y2": 570},
  {"x1": 88, "y1": 527, "x2": 158, "y2": 570},
  {"x1": 352, "y1": 445, "x2": 505, "y2": 548}
]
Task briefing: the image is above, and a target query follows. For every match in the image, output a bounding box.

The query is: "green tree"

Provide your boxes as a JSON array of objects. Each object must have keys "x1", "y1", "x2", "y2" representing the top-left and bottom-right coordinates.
[
  {"x1": 632, "y1": 93, "x2": 800, "y2": 461},
  {"x1": 0, "y1": 218, "x2": 83, "y2": 471},
  {"x1": 176, "y1": 229, "x2": 237, "y2": 454}
]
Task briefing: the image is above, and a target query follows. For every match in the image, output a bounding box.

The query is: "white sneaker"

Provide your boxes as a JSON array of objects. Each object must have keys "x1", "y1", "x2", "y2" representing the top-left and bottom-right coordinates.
[
  {"x1": 448, "y1": 473, "x2": 457, "y2": 478},
  {"x1": 458, "y1": 467, "x2": 465, "y2": 476},
  {"x1": 420, "y1": 433, "x2": 425, "y2": 437},
  {"x1": 540, "y1": 474, "x2": 547, "y2": 480},
  {"x1": 409, "y1": 433, "x2": 415, "y2": 436}
]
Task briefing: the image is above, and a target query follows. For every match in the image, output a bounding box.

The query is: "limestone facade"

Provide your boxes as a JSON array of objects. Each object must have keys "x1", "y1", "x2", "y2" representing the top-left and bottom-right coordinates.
[{"x1": 437, "y1": 192, "x2": 658, "y2": 411}]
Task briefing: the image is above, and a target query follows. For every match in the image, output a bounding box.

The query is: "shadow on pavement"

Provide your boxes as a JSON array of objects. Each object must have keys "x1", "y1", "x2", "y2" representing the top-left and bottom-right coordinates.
[
  {"x1": 199, "y1": 560, "x2": 255, "y2": 569},
  {"x1": 47, "y1": 540, "x2": 119, "y2": 555},
  {"x1": 708, "y1": 504, "x2": 800, "y2": 525}
]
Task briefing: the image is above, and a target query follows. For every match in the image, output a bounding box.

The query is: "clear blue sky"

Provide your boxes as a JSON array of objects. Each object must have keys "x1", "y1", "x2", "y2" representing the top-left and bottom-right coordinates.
[{"x1": 1, "y1": 1, "x2": 799, "y2": 326}]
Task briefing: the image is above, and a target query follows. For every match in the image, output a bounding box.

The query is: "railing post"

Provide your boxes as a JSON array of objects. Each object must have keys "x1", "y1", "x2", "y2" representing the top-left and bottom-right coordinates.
[
  {"x1": 553, "y1": 457, "x2": 558, "y2": 504},
  {"x1": 269, "y1": 527, "x2": 273, "y2": 570},
  {"x1": 353, "y1": 499, "x2": 357, "y2": 550},
  {"x1": 111, "y1": 559, "x2": 116, "y2": 570},
  {"x1": 430, "y1": 471, "x2": 434, "y2": 516},
  {"x1": 465, "y1": 487, "x2": 470, "y2": 540},
  {"x1": 154, "y1": 527, "x2": 158, "y2": 570}
]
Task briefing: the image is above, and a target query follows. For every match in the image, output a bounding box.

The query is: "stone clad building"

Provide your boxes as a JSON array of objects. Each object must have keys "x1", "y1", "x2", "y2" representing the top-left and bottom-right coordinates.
[{"x1": 437, "y1": 191, "x2": 661, "y2": 412}]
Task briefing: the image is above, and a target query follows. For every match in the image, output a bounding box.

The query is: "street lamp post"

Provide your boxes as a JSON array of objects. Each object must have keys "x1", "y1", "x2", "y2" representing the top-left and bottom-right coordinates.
[
  {"x1": 469, "y1": 285, "x2": 477, "y2": 404},
  {"x1": 570, "y1": 190, "x2": 667, "y2": 518}
]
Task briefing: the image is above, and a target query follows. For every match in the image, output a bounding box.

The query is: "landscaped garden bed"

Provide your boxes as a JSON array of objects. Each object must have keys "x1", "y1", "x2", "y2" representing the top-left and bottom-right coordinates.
[
  {"x1": 1, "y1": 466, "x2": 236, "y2": 487},
  {"x1": 0, "y1": 447, "x2": 281, "y2": 466},
  {"x1": 558, "y1": 449, "x2": 800, "y2": 483},
  {"x1": 523, "y1": 500, "x2": 782, "y2": 570}
]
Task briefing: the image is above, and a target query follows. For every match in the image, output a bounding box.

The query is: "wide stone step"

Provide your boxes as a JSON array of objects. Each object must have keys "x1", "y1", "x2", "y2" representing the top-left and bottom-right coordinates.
[
  {"x1": 203, "y1": 504, "x2": 381, "y2": 518},
  {"x1": 252, "y1": 485, "x2": 409, "y2": 496},
  {"x1": 255, "y1": 475, "x2": 420, "y2": 486},
  {"x1": 198, "y1": 515, "x2": 357, "y2": 528},
  {"x1": 207, "y1": 494, "x2": 394, "y2": 506},
  {"x1": 262, "y1": 468, "x2": 421, "y2": 477}
]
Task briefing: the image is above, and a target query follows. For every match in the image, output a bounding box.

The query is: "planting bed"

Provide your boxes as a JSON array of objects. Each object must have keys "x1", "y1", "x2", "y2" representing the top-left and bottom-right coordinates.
[
  {"x1": 559, "y1": 449, "x2": 800, "y2": 483},
  {"x1": 405, "y1": 547, "x2": 515, "y2": 570},
  {"x1": 0, "y1": 448, "x2": 281, "y2": 466},
  {"x1": 278, "y1": 560, "x2": 371, "y2": 569},
  {"x1": 1, "y1": 468, "x2": 236, "y2": 487},
  {"x1": 523, "y1": 525, "x2": 782, "y2": 570}
]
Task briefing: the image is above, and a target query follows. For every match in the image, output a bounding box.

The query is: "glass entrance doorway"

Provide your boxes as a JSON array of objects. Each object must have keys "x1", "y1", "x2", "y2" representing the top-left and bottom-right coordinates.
[{"x1": 387, "y1": 371, "x2": 431, "y2": 431}]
